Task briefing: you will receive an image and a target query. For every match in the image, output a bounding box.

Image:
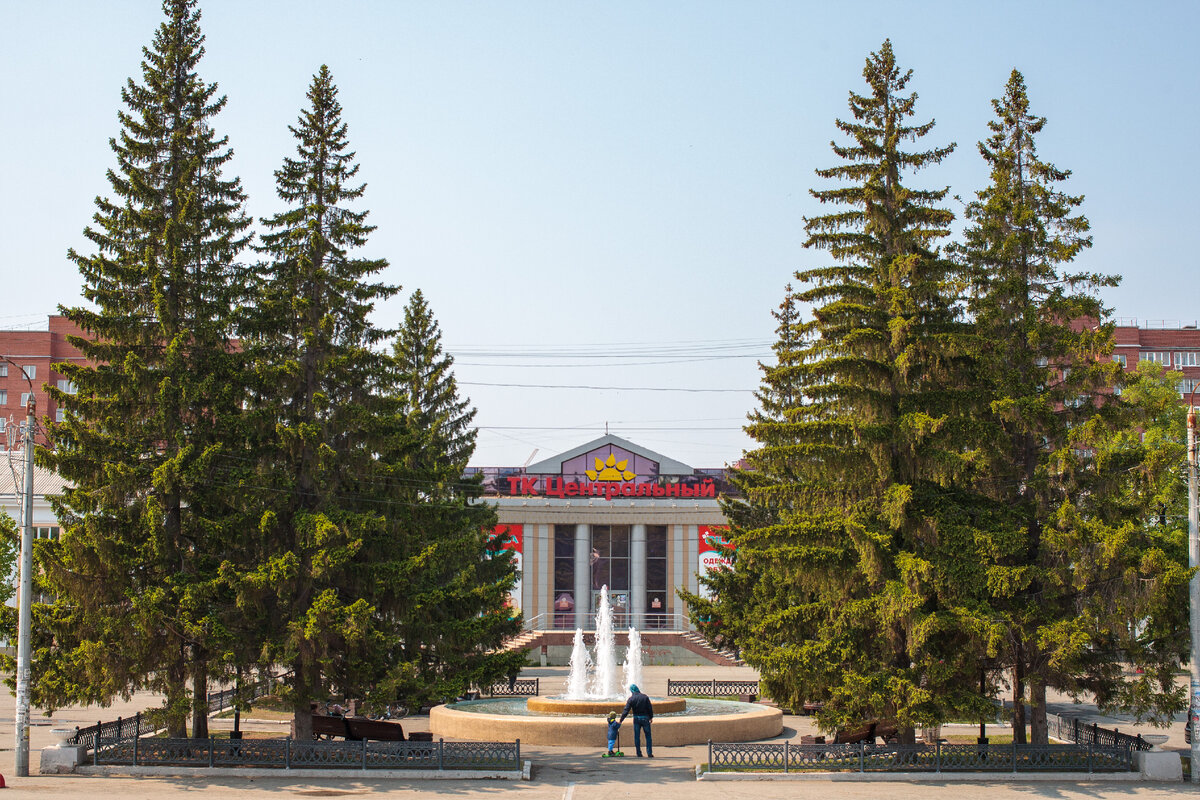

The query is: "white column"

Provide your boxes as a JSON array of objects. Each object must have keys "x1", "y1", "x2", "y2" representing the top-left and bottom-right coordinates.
[
  {"x1": 574, "y1": 523, "x2": 590, "y2": 628},
  {"x1": 630, "y1": 524, "x2": 647, "y2": 629}
]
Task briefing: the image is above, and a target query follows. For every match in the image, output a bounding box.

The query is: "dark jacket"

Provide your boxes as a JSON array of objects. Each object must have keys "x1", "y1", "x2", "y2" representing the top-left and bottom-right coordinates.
[
  {"x1": 619, "y1": 691, "x2": 654, "y2": 722},
  {"x1": 607, "y1": 719, "x2": 621, "y2": 739}
]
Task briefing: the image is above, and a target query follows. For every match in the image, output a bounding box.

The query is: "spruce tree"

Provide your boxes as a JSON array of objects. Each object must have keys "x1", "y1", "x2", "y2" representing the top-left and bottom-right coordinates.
[
  {"x1": 956, "y1": 69, "x2": 1130, "y2": 742},
  {"x1": 37, "y1": 0, "x2": 250, "y2": 737},
  {"x1": 679, "y1": 284, "x2": 805, "y2": 652},
  {"x1": 696, "y1": 41, "x2": 1003, "y2": 738},
  {"x1": 353, "y1": 290, "x2": 523, "y2": 712},
  {"x1": 235, "y1": 65, "x2": 399, "y2": 740}
]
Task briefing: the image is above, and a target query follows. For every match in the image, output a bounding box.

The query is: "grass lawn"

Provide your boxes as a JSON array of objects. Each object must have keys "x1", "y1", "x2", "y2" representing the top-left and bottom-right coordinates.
[
  {"x1": 942, "y1": 734, "x2": 1013, "y2": 745},
  {"x1": 214, "y1": 694, "x2": 295, "y2": 721}
]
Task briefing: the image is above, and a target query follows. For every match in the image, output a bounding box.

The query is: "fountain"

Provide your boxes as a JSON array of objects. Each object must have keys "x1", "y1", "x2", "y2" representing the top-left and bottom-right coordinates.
[
  {"x1": 526, "y1": 587, "x2": 684, "y2": 715},
  {"x1": 430, "y1": 586, "x2": 781, "y2": 746}
]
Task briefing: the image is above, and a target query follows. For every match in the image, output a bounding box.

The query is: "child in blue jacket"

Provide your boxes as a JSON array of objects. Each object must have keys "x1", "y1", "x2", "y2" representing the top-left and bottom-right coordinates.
[{"x1": 606, "y1": 712, "x2": 621, "y2": 755}]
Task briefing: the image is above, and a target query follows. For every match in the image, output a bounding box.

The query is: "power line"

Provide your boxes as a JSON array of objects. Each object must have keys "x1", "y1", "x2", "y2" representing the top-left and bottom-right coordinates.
[{"x1": 461, "y1": 381, "x2": 752, "y2": 393}]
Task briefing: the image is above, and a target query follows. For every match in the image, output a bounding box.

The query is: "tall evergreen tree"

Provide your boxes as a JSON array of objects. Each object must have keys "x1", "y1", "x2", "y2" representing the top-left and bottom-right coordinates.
[
  {"x1": 692, "y1": 41, "x2": 1003, "y2": 738},
  {"x1": 955, "y1": 69, "x2": 1135, "y2": 742},
  {"x1": 234, "y1": 65, "x2": 399, "y2": 740},
  {"x1": 679, "y1": 284, "x2": 805, "y2": 652},
  {"x1": 36, "y1": 0, "x2": 250, "y2": 737},
  {"x1": 352, "y1": 290, "x2": 524, "y2": 712}
]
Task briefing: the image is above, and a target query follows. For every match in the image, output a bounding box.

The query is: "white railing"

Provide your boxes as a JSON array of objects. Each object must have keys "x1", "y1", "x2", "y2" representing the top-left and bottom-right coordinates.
[{"x1": 521, "y1": 611, "x2": 694, "y2": 632}]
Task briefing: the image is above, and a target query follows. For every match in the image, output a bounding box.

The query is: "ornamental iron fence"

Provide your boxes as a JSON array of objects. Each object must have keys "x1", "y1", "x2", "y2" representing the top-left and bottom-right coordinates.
[
  {"x1": 486, "y1": 678, "x2": 540, "y2": 697},
  {"x1": 667, "y1": 679, "x2": 760, "y2": 697},
  {"x1": 93, "y1": 736, "x2": 521, "y2": 771},
  {"x1": 1047, "y1": 713, "x2": 1150, "y2": 752},
  {"x1": 69, "y1": 712, "x2": 160, "y2": 752},
  {"x1": 706, "y1": 740, "x2": 1135, "y2": 774}
]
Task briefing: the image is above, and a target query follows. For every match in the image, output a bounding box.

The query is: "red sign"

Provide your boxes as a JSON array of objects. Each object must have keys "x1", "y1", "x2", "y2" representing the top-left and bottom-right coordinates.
[
  {"x1": 493, "y1": 524, "x2": 523, "y2": 611},
  {"x1": 698, "y1": 525, "x2": 733, "y2": 599},
  {"x1": 504, "y1": 475, "x2": 715, "y2": 500}
]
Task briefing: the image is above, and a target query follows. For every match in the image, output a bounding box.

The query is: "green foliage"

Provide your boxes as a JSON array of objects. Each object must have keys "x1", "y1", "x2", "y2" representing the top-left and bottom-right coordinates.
[
  {"x1": 230, "y1": 64, "x2": 399, "y2": 738},
  {"x1": 36, "y1": 0, "x2": 250, "y2": 737},
  {"x1": 689, "y1": 41, "x2": 1000, "y2": 738},
  {"x1": 955, "y1": 69, "x2": 1183, "y2": 739}
]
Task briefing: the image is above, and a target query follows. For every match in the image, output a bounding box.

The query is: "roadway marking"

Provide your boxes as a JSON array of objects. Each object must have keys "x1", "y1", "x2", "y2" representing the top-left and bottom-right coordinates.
[{"x1": 564, "y1": 781, "x2": 576, "y2": 800}]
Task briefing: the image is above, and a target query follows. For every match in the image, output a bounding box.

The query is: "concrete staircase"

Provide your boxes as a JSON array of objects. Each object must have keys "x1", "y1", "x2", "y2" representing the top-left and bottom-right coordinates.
[
  {"x1": 499, "y1": 629, "x2": 541, "y2": 653},
  {"x1": 679, "y1": 631, "x2": 746, "y2": 667}
]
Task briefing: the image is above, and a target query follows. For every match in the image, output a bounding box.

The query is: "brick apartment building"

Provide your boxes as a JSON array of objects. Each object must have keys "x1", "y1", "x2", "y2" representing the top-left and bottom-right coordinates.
[
  {"x1": 0, "y1": 315, "x2": 86, "y2": 449},
  {"x1": 1112, "y1": 318, "x2": 1200, "y2": 400}
]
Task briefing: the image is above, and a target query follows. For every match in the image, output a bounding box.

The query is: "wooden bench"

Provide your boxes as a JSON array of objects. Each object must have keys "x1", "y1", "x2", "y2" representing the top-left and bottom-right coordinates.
[
  {"x1": 833, "y1": 722, "x2": 876, "y2": 744},
  {"x1": 832, "y1": 721, "x2": 900, "y2": 745},
  {"x1": 799, "y1": 735, "x2": 826, "y2": 745},
  {"x1": 311, "y1": 714, "x2": 407, "y2": 741}
]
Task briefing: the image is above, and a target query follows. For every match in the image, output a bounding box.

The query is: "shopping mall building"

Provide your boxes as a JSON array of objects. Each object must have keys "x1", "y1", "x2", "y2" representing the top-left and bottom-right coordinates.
[{"x1": 468, "y1": 434, "x2": 736, "y2": 635}]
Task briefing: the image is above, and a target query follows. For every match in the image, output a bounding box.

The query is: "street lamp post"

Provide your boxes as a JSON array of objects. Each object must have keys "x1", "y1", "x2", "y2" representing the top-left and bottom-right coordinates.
[
  {"x1": 3, "y1": 358, "x2": 36, "y2": 777},
  {"x1": 1187, "y1": 388, "x2": 1198, "y2": 784}
]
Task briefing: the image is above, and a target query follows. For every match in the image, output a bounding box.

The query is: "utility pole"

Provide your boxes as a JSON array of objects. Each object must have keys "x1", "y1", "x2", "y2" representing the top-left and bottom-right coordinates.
[
  {"x1": 5, "y1": 359, "x2": 36, "y2": 777},
  {"x1": 1187, "y1": 393, "x2": 1198, "y2": 784}
]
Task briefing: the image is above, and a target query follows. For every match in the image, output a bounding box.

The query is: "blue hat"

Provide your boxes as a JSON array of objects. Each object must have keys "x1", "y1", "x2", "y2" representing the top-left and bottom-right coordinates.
[{"x1": 629, "y1": 684, "x2": 639, "y2": 693}]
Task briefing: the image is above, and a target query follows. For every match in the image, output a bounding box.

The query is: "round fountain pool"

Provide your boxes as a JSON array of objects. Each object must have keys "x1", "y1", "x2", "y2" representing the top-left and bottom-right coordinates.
[
  {"x1": 438, "y1": 587, "x2": 783, "y2": 745},
  {"x1": 430, "y1": 697, "x2": 782, "y2": 746}
]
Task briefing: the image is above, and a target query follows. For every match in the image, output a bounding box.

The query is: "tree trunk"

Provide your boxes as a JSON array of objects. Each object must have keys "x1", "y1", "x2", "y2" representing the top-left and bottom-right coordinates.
[
  {"x1": 897, "y1": 726, "x2": 916, "y2": 745},
  {"x1": 1012, "y1": 647, "x2": 1026, "y2": 744},
  {"x1": 1029, "y1": 679, "x2": 1048, "y2": 744},
  {"x1": 291, "y1": 658, "x2": 314, "y2": 741},
  {"x1": 165, "y1": 656, "x2": 189, "y2": 738},
  {"x1": 191, "y1": 653, "x2": 209, "y2": 739}
]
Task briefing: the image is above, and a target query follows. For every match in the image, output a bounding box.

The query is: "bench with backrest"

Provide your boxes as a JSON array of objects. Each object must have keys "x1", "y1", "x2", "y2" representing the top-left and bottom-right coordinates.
[
  {"x1": 311, "y1": 714, "x2": 407, "y2": 741},
  {"x1": 832, "y1": 721, "x2": 900, "y2": 745}
]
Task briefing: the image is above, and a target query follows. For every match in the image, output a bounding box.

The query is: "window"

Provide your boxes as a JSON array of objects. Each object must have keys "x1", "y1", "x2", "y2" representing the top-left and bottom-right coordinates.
[
  {"x1": 1181, "y1": 378, "x2": 1200, "y2": 399},
  {"x1": 35, "y1": 527, "x2": 59, "y2": 540},
  {"x1": 20, "y1": 365, "x2": 35, "y2": 380},
  {"x1": 591, "y1": 525, "x2": 630, "y2": 626},
  {"x1": 57, "y1": 379, "x2": 77, "y2": 394},
  {"x1": 1176, "y1": 351, "x2": 1198, "y2": 368},
  {"x1": 1035, "y1": 357, "x2": 1049, "y2": 368},
  {"x1": 0, "y1": 418, "x2": 5, "y2": 433},
  {"x1": 553, "y1": 525, "x2": 576, "y2": 629},
  {"x1": 0, "y1": 364, "x2": 5, "y2": 376},
  {"x1": 55, "y1": 408, "x2": 65, "y2": 423},
  {"x1": 645, "y1": 526, "x2": 668, "y2": 629},
  {"x1": 20, "y1": 393, "x2": 33, "y2": 407},
  {"x1": 0, "y1": 390, "x2": 6, "y2": 405},
  {"x1": 1112, "y1": 354, "x2": 1127, "y2": 367},
  {"x1": 1142, "y1": 351, "x2": 1169, "y2": 365}
]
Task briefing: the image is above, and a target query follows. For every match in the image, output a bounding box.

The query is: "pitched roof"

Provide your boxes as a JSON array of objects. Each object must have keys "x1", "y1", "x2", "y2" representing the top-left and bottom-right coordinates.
[{"x1": 525, "y1": 434, "x2": 694, "y2": 476}]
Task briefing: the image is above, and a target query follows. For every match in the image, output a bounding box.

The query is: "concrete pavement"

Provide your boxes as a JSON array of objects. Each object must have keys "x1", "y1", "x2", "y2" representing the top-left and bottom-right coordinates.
[{"x1": 0, "y1": 664, "x2": 1192, "y2": 797}]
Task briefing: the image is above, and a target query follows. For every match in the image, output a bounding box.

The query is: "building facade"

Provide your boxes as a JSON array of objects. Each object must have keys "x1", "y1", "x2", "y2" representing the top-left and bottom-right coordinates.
[
  {"x1": 1112, "y1": 319, "x2": 1200, "y2": 398},
  {"x1": 0, "y1": 316, "x2": 86, "y2": 448},
  {"x1": 470, "y1": 434, "x2": 733, "y2": 633}
]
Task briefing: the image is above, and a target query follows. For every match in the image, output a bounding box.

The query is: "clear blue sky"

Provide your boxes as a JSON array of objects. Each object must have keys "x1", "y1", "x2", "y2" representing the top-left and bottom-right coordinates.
[{"x1": 3, "y1": 1, "x2": 1196, "y2": 467}]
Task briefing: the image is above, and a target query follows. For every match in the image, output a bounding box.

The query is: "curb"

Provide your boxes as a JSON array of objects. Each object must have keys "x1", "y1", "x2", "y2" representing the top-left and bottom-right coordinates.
[
  {"x1": 77, "y1": 763, "x2": 530, "y2": 781},
  {"x1": 696, "y1": 768, "x2": 1147, "y2": 782}
]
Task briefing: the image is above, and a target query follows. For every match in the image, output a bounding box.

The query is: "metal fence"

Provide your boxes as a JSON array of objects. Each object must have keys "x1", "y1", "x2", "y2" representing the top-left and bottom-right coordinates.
[
  {"x1": 667, "y1": 679, "x2": 759, "y2": 697},
  {"x1": 208, "y1": 675, "x2": 279, "y2": 714},
  {"x1": 69, "y1": 712, "x2": 161, "y2": 752},
  {"x1": 706, "y1": 740, "x2": 1136, "y2": 774},
  {"x1": 1047, "y1": 712, "x2": 1150, "y2": 751},
  {"x1": 486, "y1": 678, "x2": 540, "y2": 697},
  {"x1": 93, "y1": 736, "x2": 521, "y2": 771}
]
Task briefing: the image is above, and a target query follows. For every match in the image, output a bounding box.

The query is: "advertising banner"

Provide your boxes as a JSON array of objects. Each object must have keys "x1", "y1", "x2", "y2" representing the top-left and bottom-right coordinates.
[
  {"x1": 697, "y1": 525, "x2": 733, "y2": 600},
  {"x1": 494, "y1": 524, "x2": 523, "y2": 612}
]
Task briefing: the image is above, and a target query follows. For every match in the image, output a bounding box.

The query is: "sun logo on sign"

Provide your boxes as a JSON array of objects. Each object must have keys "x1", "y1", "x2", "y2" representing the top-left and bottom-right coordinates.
[{"x1": 586, "y1": 453, "x2": 635, "y2": 482}]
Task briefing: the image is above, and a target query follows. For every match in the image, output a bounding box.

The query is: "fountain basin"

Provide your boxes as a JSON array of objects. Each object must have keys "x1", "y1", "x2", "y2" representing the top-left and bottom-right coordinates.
[
  {"x1": 526, "y1": 695, "x2": 687, "y2": 715},
  {"x1": 431, "y1": 698, "x2": 781, "y2": 746}
]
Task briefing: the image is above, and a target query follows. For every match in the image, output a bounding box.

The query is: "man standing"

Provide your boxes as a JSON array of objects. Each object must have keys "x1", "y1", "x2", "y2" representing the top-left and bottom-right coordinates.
[{"x1": 618, "y1": 684, "x2": 654, "y2": 757}]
